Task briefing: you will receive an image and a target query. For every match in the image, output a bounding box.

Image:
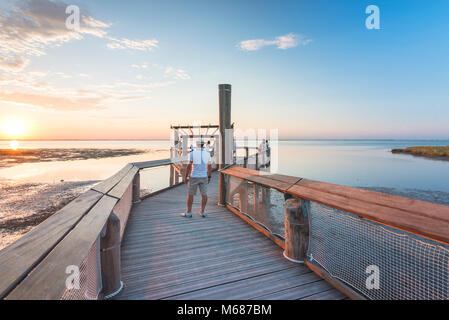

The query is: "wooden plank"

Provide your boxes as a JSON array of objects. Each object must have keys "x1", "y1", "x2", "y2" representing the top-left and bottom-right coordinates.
[
  {"x1": 0, "y1": 190, "x2": 102, "y2": 299},
  {"x1": 164, "y1": 267, "x2": 312, "y2": 300},
  {"x1": 301, "y1": 288, "x2": 347, "y2": 300},
  {"x1": 108, "y1": 166, "x2": 139, "y2": 199},
  {"x1": 132, "y1": 158, "x2": 171, "y2": 169},
  {"x1": 250, "y1": 279, "x2": 332, "y2": 300},
  {"x1": 306, "y1": 261, "x2": 366, "y2": 300},
  {"x1": 123, "y1": 265, "x2": 299, "y2": 300},
  {"x1": 121, "y1": 245, "x2": 288, "y2": 279},
  {"x1": 226, "y1": 205, "x2": 285, "y2": 249},
  {"x1": 288, "y1": 184, "x2": 449, "y2": 245},
  {"x1": 121, "y1": 239, "x2": 281, "y2": 275},
  {"x1": 222, "y1": 167, "x2": 449, "y2": 244},
  {"x1": 5, "y1": 195, "x2": 118, "y2": 300},
  {"x1": 121, "y1": 255, "x2": 294, "y2": 292},
  {"x1": 222, "y1": 167, "x2": 300, "y2": 192},
  {"x1": 297, "y1": 178, "x2": 449, "y2": 222},
  {"x1": 114, "y1": 171, "x2": 344, "y2": 300},
  {"x1": 92, "y1": 163, "x2": 133, "y2": 194}
]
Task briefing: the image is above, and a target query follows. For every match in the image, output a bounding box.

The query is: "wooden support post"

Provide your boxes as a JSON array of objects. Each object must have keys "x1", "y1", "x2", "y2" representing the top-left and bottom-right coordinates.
[
  {"x1": 214, "y1": 135, "x2": 220, "y2": 171},
  {"x1": 182, "y1": 135, "x2": 188, "y2": 156},
  {"x1": 169, "y1": 149, "x2": 174, "y2": 187},
  {"x1": 262, "y1": 151, "x2": 266, "y2": 168},
  {"x1": 218, "y1": 84, "x2": 231, "y2": 206},
  {"x1": 243, "y1": 147, "x2": 248, "y2": 168},
  {"x1": 100, "y1": 213, "x2": 123, "y2": 298},
  {"x1": 170, "y1": 164, "x2": 174, "y2": 187},
  {"x1": 132, "y1": 171, "x2": 140, "y2": 203},
  {"x1": 284, "y1": 198, "x2": 310, "y2": 263},
  {"x1": 255, "y1": 152, "x2": 259, "y2": 170}
]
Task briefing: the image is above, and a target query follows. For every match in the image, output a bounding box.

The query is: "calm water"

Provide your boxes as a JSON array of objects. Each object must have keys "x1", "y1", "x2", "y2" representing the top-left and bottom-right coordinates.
[
  {"x1": 0, "y1": 139, "x2": 448, "y2": 192},
  {"x1": 275, "y1": 140, "x2": 449, "y2": 192}
]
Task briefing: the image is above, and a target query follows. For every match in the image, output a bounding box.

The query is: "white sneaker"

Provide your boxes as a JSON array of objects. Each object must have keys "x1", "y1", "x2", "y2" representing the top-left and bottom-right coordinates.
[
  {"x1": 200, "y1": 211, "x2": 207, "y2": 218},
  {"x1": 181, "y1": 212, "x2": 192, "y2": 218}
]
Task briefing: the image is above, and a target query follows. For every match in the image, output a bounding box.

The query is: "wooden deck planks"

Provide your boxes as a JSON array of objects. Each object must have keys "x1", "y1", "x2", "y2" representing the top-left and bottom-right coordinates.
[{"x1": 116, "y1": 173, "x2": 344, "y2": 300}]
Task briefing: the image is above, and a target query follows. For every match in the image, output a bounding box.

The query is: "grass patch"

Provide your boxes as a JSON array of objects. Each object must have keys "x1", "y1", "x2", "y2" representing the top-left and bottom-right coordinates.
[{"x1": 391, "y1": 146, "x2": 449, "y2": 158}]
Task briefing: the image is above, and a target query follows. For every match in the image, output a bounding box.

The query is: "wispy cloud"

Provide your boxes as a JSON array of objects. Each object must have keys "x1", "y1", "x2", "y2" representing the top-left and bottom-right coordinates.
[
  {"x1": 0, "y1": 91, "x2": 106, "y2": 111},
  {"x1": 0, "y1": 69, "x2": 160, "y2": 110},
  {"x1": 131, "y1": 63, "x2": 149, "y2": 69},
  {"x1": 106, "y1": 37, "x2": 158, "y2": 51},
  {"x1": 0, "y1": 0, "x2": 159, "y2": 71},
  {"x1": 238, "y1": 33, "x2": 311, "y2": 51},
  {"x1": 0, "y1": 0, "x2": 109, "y2": 71},
  {"x1": 164, "y1": 67, "x2": 191, "y2": 80}
]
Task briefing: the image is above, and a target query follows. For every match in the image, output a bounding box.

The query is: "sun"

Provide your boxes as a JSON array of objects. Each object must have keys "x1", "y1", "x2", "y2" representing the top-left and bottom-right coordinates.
[
  {"x1": 2, "y1": 119, "x2": 28, "y2": 138},
  {"x1": 10, "y1": 140, "x2": 19, "y2": 150}
]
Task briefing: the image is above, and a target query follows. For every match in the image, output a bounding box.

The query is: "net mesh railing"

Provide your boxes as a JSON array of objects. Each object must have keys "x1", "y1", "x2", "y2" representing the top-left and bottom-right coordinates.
[
  {"x1": 61, "y1": 236, "x2": 102, "y2": 300},
  {"x1": 308, "y1": 202, "x2": 449, "y2": 300},
  {"x1": 225, "y1": 176, "x2": 285, "y2": 240},
  {"x1": 224, "y1": 173, "x2": 449, "y2": 300}
]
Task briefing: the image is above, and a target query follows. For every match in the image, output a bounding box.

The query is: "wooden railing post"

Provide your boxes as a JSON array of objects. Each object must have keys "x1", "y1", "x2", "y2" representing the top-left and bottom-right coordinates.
[
  {"x1": 218, "y1": 84, "x2": 231, "y2": 206},
  {"x1": 255, "y1": 153, "x2": 259, "y2": 170},
  {"x1": 284, "y1": 198, "x2": 310, "y2": 263},
  {"x1": 132, "y1": 171, "x2": 141, "y2": 203},
  {"x1": 100, "y1": 213, "x2": 123, "y2": 299},
  {"x1": 244, "y1": 147, "x2": 249, "y2": 168},
  {"x1": 169, "y1": 149, "x2": 174, "y2": 187}
]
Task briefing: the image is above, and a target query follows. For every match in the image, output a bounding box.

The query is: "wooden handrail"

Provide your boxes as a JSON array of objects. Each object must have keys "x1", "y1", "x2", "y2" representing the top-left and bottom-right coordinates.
[
  {"x1": 0, "y1": 158, "x2": 182, "y2": 299},
  {"x1": 221, "y1": 166, "x2": 449, "y2": 245},
  {"x1": 6, "y1": 196, "x2": 118, "y2": 300},
  {"x1": 0, "y1": 190, "x2": 103, "y2": 299}
]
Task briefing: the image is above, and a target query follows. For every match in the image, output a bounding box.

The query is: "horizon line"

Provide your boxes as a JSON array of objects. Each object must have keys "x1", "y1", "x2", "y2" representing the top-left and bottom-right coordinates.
[{"x1": 1, "y1": 138, "x2": 449, "y2": 142}]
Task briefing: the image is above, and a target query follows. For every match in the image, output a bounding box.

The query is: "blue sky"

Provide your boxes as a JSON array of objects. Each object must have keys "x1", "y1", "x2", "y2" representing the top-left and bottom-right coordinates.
[{"x1": 0, "y1": 0, "x2": 448, "y2": 139}]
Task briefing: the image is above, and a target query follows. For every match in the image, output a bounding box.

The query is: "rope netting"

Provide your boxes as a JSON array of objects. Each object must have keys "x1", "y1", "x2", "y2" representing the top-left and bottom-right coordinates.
[
  {"x1": 61, "y1": 237, "x2": 102, "y2": 300},
  {"x1": 225, "y1": 175, "x2": 285, "y2": 240},
  {"x1": 308, "y1": 201, "x2": 449, "y2": 300},
  {"x1": 224, "y1": 173, "x2": 449, "y2": 300}
]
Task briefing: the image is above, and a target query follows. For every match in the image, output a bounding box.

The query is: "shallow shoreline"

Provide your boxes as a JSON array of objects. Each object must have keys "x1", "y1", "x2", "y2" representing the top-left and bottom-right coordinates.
[
  {"x1": 0, "y1": 148, "x2": 149, "y2": 169},
  {"x1": 0, "y1": 180, "x2": 98, "y2": 250}
]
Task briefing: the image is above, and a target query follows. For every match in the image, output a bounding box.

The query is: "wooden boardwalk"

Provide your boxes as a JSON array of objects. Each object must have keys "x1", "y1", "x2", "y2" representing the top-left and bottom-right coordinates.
[{"x1": 115, "y1": 172, "x2": 345, "y2": 300}]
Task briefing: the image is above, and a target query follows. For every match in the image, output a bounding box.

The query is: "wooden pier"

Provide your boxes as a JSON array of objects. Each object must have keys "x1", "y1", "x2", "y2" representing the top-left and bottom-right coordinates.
[
  {"x1": 115, "y1": 172, "x2": 344, "y2": 300},
  {"x1": 1, "y1": 84, "x2": 448, "y2": 300}
]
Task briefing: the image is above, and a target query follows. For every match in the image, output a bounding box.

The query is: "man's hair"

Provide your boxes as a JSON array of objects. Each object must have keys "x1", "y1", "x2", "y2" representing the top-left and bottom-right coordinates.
[{"x1": 196, "y1": 140, "x2": 205, "y2": 148}]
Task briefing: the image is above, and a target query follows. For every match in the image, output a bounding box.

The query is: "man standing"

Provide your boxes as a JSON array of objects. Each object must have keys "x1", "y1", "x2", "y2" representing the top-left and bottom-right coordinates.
[{"x1": 182, "y1": 140, "x2": 212, "y2": 218}]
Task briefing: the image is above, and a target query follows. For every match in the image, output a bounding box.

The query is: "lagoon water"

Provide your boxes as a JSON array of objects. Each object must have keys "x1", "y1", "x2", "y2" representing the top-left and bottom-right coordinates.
[
  {"x1": 1, "y1": 139, "x2": 448, "y2": 249},
  {"x1": 1, "y1": 139, "x2": 448, "y2": 192}
]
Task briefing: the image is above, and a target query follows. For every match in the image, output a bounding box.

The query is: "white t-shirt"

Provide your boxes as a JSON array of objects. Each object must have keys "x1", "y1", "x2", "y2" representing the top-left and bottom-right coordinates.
[{"x1": 190, "y1": 148, "x2": 211, "y2": 178}]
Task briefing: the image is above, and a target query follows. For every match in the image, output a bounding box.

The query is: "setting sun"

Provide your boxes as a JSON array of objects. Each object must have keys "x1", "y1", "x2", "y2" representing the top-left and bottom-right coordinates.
[
  {"x1": 9, "y1": 140, "x2": 19, "y2": 150},
  {"x1": 2, "y1": 119, "x2": 28, "y2": 138}
]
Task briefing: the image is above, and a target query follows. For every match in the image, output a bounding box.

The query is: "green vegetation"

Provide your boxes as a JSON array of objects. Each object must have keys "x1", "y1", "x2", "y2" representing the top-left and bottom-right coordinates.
[{"x1": 392, "y1": 146, "x2": 449, "y2": 158}]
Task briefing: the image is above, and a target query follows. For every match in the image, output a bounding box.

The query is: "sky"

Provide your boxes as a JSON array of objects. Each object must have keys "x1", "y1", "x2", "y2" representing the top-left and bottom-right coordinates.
[{"x1": 0, "y1": 0, "x2": 448, "y2": 140}]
